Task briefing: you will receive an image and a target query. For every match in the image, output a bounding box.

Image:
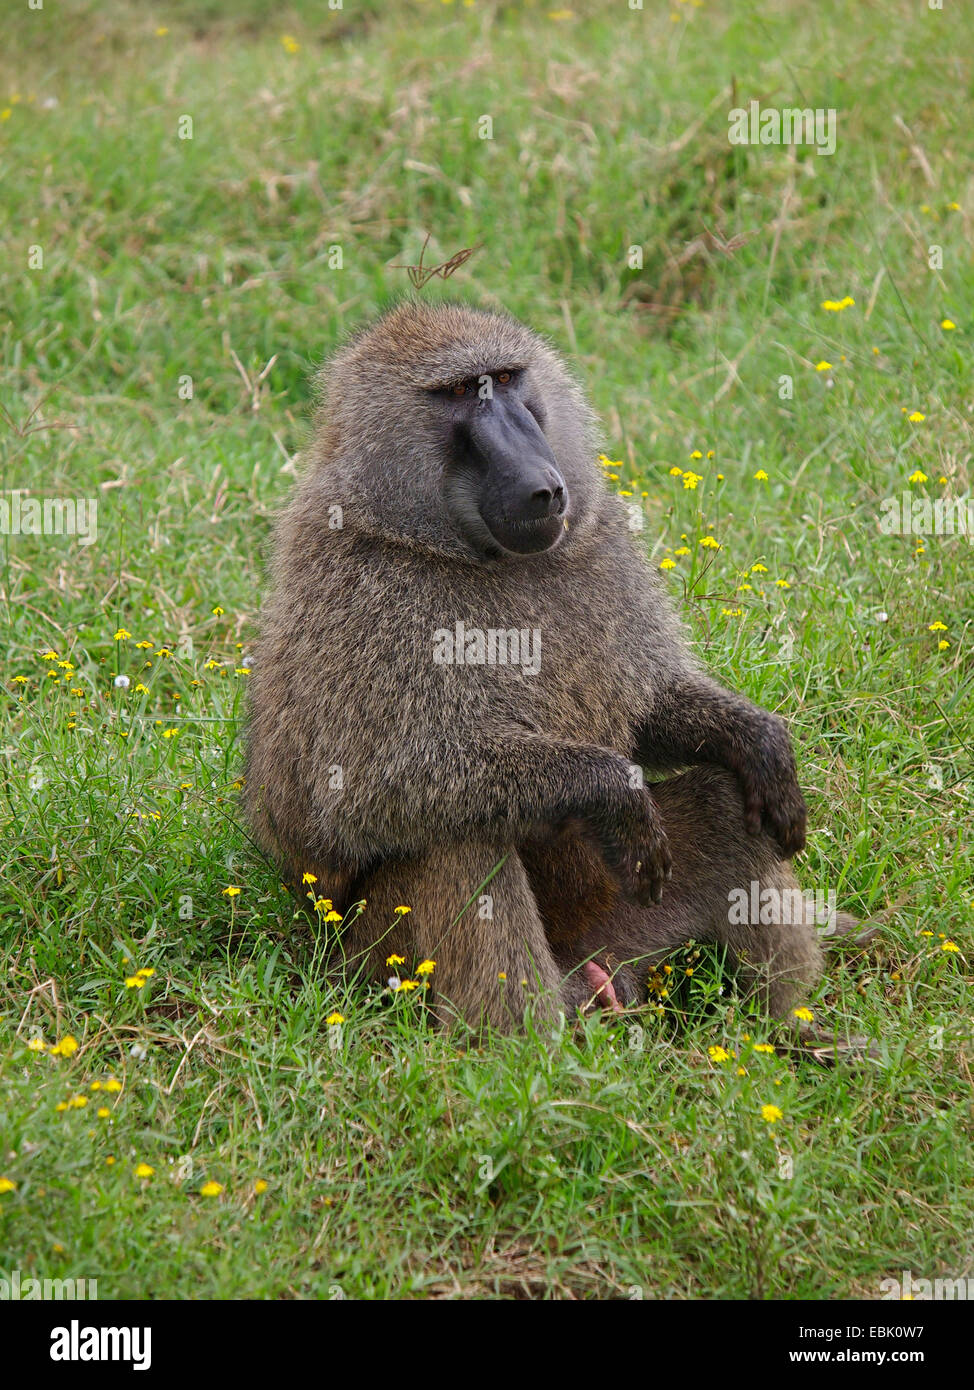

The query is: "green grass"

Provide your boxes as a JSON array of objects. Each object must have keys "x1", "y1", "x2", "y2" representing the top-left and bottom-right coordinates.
[{"x1": 0, "y1": 0, "x2": 971, "y2": 1299}]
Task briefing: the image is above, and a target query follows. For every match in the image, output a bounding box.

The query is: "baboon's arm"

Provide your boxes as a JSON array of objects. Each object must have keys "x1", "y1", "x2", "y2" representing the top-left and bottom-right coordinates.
[
  {"x1": 634, "y1": 673, "x2": 807, "y2": 857},
  {"x1": 375, "y1": 735, "x2": 672, "y2": 906}
]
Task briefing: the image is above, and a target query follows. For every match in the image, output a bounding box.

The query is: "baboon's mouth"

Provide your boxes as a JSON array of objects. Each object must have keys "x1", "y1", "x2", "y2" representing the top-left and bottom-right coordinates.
[{"x1": 484, "y1": 512, "x2": 565, "y2": 556}]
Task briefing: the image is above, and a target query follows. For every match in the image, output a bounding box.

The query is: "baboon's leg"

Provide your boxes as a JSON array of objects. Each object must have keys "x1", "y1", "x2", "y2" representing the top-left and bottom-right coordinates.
[
  {"x1": 562, "y1": 766, "x2": 823, "y2": 1019},
  {"x1": 341, "y1": 839, "x2": 581, "y2": 1031}
]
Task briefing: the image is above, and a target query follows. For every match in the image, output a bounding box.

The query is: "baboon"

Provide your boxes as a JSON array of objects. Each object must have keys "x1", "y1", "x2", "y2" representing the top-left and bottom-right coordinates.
[{"x1": 245, "y1": 299, "x2": 823, "y2": 1032}]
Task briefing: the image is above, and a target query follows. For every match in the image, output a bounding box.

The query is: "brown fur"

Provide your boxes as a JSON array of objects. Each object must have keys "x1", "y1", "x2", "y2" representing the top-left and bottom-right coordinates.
[{"x1": 244, "y1": 299, "x2": 822, "y2": 1031}]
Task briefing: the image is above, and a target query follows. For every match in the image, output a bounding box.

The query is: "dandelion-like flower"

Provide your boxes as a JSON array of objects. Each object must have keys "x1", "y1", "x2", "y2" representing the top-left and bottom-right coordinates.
[
  {"x1": 792, "y1": 1006, "x2": 814, "y2": 1023},
  {"x1": 761, "y1": 1104, "x2": 783, "y2": 1124}
]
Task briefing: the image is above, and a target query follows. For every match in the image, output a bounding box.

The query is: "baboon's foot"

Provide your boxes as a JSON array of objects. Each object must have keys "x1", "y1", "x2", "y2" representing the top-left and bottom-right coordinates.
[
  {"x1": 819, "y1": 912, "x2": 881, "y2": 949},
  {"x1": 781, "y1": 1017, "x2": 883, "y2": 1066}
]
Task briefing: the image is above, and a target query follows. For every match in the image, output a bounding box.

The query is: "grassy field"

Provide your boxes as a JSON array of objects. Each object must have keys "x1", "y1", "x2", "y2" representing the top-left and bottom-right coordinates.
[{"x1": 0, "y1": 0, "x2": 971, "y2": 1300}]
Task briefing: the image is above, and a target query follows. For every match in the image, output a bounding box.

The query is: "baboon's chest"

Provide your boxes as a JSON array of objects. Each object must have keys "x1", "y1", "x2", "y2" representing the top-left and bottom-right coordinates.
[{"x1": 428, "y1": 573, "x2": 645, "y2": 751}]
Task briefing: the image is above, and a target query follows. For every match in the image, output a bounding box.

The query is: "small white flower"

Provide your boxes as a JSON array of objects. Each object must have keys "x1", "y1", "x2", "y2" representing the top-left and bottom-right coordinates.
[
  {"x1": 387, "y1": 976, "x2": 401, "y2": 990},
  {"x1": 876, "y1": 611, "x2": 889, "y2": 623},
  {"x1": 114, "y1": 674, "x2": 130, "y2": 689}
]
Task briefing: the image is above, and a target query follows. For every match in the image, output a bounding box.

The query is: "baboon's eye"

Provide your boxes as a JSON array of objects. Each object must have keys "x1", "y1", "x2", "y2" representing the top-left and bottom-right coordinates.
[
  {"x1": 452, "y1": 382, "x2": 467, "y2": 396},
  {"x1": 497, "y1": 371, "x2": 511, "y2": 384}
]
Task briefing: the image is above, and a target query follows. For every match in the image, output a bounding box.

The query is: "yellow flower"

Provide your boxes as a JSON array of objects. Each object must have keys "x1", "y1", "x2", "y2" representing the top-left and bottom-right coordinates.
[
  {"x1": 302, "y1": 872, "x2": 317, "y2": 885},
  {"x1": 254, "y1": 1179, "x2": 269, "y2": 1195},
  {"x1": 938, "y1": 640, "x2": 950, "y2": 651},
  {"x1": 223, "y1": 885, "x2": 241, "y2": 897},
  {"x1": 689, "y1": 450, "x2": 703, "y2": 460},
  {"x1": 55, "y1": 1101, "x2": 69, "y2": 1112},
  {"x1": 134, "y1": 1163, "x2": 154, "y2": 1179},
  {"x1": 682, "y1": 471, "x2": 702, "y2": 490},
  {"x1": 908, "y1": 470, "x2": 928, "y2": 484},
  {"x1": 386, "y1": 954, "x2": 406, "y2": 967},
  {"x1": 136, "y1": 967, "x2": 154, "y2": 978},
  {"x1": 821, "y1": 297, "x2": 854, "y2": 311},
  {"x1": 941, "y1": 941, "x2": 960, "y2": 953},
  {"x1": 928, "y1": 621, "x2": 948, "y2": 631},
  {"x1": 97, "y1": 1107, "x2": 110, "y2": 1119},
  {"x1": 312, "y1": 897, "x2": 332, "y2": 913},
  {"x1": 125, "y1": 976, "x2": 146, "y2": 989},
  {"x1": 27, "y1": 1036, "x2": 46, "y2": 1052},
  {"x1": 907, "y1": 411, "x2": 925, "y2": 423},
  {"x1": 0, "y1": 1178, "x2": 16, "y2": 1194},
  {"x1": 941, "y1": 319, "x2": 956, "y2": 331},
  {"x1": 775, "y1": 579, "x2": 791, "y2": 589},
  {"x1": 155, "y1": 26, "x2": 169, "y2": 36},
  {"x1": 395, "y1": 979, "x2": 420, "y2": 992},
  {"x1": 50, "y1": 1035, "x2": 79, "y2": 1057},
  {"x1": 113, "y1": 629, "x2": 131, "y2": 641},
  {"x1": 105, "y1": 1156, "x2": 115, "y2": 1166},
  {"x1": 721, "y1": 607, "x2": 743, "y2": 618},
  {"x1": 761, "y1": 1104, "x2": 783, "y2": 1124},
  {"x1": 394, "y1": 905, "x2": 411, "y2": 915},
  {"x1": 674, "y1": 546, "x2": 690, "y2": 556},
  {"x1": 416, "y1": 959, "x2": 436, "y2": 976},
  {"x1": 707, "y1": 1045, "x2": 731, "y2": 1063},
  {"x1": 792, "y1": 1006, "x2": 814, "y2": 1023},
  {"x1": 498, "y1": 972, "x2": 507, "y2": 981},
  {"x1": 281, "y1": 34, "x2": 299, "y2": 52},
  {"x1": 70, "y1": 1094, "x2": 88, "y2": 1108},
  {"x1": 200, "y1": 1181, "x2": 223, "y2": 1197},
  {"x1": 699, "y1": 536, "x2": 720, "y2": 550},
  {"x1": 326, "y1": 1011, "x2": 345, "y2": 1026},
  {"x1": 752, "y1": 1043, "x2": 775, "y2": 1054},
  {"x1": 814, "y1": 361, "x2": 832, "y2": 372},
  {"x1": 104, "y1": 1078, "x2": 122, "y2": 1093},
  {"x1": 753, "y1": 470, "x2": 769, "y2": 481},
  {"x1": 668, "y1": 466, "x2": 684, "y2": 476},
  {"x1": 136, "y1": 640, "x2": 153, "y2": 650},
  {"x1": 324, "y1": 910, "x2": 342, "y2": 922},
  {"x1": 659, "y1": 558, "x2": 676, "y2": 570},
  {"x1": 212, "y1": 606, "x2": 225, "y2": 615}
]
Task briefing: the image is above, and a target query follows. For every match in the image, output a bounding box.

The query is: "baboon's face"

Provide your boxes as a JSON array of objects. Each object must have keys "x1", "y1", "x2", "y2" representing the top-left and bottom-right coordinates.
[{"x1": 431, "y1": 366, "x2": 569, "y2": 558}]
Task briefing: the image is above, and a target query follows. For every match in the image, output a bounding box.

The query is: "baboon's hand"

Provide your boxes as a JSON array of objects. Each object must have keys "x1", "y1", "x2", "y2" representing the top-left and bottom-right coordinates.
[
  {"x1": 738, "y1": 716, "x2": 807, "y2": 857},
  {"x1": 590, "y1": 787, "x2": 672, "y2": 906}
]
